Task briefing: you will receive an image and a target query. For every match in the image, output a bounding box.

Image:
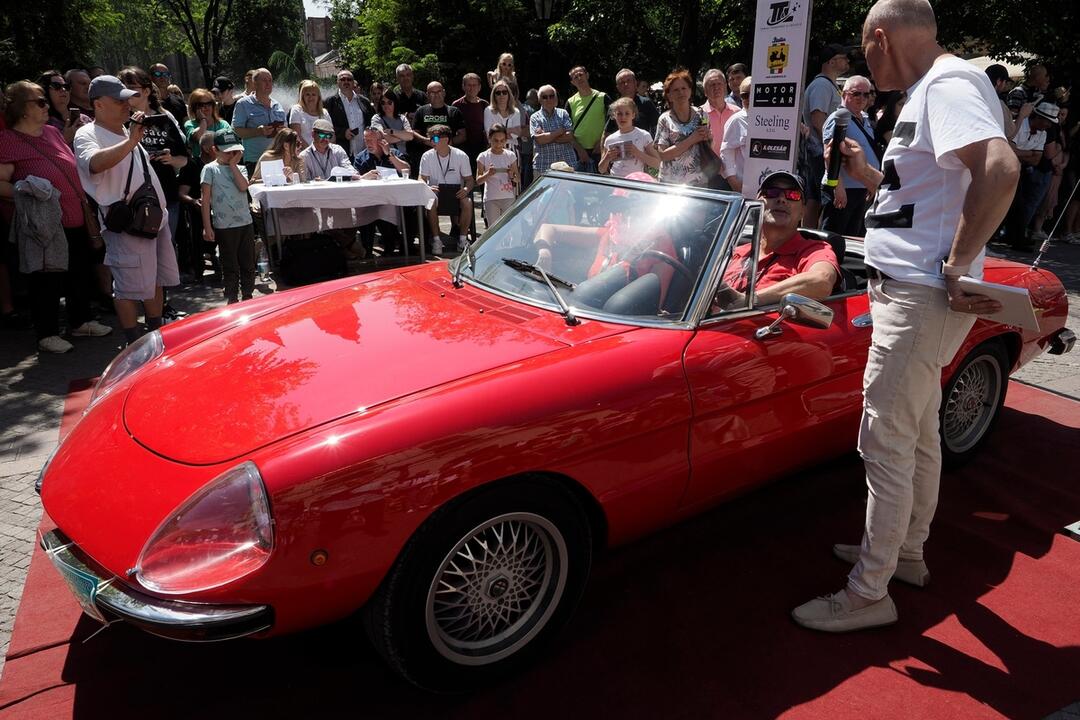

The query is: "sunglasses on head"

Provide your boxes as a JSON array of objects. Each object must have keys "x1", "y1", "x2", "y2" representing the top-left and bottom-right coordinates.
[
  {"x1": 760, "y1": 187, "x2": 803, "y2": 201},
  {"x1": 314, "y1": 130, "x2": 334, "y2": 140},
  {"x1": 50, "y1": 82, "x2": 70, "y2": 91},
  {"x1": 151, "y1": 70, "x2": 171, "y2": 78}
]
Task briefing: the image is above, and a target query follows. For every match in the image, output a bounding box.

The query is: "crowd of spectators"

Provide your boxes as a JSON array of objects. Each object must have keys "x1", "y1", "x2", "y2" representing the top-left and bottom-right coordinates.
[{"x1": 0, "y1": 48, "x2": 1074, "y2": 357}]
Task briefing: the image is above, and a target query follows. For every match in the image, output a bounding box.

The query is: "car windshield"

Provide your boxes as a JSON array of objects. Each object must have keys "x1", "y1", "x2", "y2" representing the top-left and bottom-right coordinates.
[{"x1": 455, "y1": 176, "x2": 732, "y2": 322}]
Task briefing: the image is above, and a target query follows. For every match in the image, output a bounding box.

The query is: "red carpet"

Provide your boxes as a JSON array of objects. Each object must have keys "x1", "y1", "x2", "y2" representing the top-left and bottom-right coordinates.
[{"x1": 1, "y1": 381, "x2": 1078, "y2": 719}]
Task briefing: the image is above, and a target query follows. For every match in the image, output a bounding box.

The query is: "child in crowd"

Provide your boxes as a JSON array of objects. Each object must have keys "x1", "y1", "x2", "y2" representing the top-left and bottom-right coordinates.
[
  {"x1": 200, "y1": 129, "x2": 256, "y2": 304},
  {"x1": 475, "y1": 124, "x2": 519, "y2": 226},
  {"x1": 599, "y1": 97, "x2": 661, "y2": 178}
]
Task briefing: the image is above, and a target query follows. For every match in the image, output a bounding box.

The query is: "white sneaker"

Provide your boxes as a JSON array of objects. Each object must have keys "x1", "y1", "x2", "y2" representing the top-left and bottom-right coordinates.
[
  {"x1": 792, "y1": 590, "x2": 898, "y2": 633},
  {"x1": 457, "y1": 238, "x2": 468, "y2": 252},
  {"x1": 71, "y1": 320, "x2": 113, "y2": 337},
  {"x1": 38, "y1": 335, "x2": 74, "y2": 353},
  {"x1": 431, "y1": 238, "x2": 444, "y2": 256}
]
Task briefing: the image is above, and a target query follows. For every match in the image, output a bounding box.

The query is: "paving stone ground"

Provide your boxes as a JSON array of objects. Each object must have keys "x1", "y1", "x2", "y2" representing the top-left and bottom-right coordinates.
[{"x1": 0, "y1": 233, "x2": 1077, "y2": 715}]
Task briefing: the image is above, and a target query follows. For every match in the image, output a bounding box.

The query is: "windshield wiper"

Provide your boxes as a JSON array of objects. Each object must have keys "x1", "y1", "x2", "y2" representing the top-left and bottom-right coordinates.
[
  {"x1": 452, "y1": 240, "x2": 475, "y2": 288},
  {"x1": 501, "y1": 257, "x2": 580, "y2": 326}
]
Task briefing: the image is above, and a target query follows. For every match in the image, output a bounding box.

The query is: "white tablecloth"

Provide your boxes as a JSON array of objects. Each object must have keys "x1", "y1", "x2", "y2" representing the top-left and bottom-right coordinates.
[
  {"x1": 250, "y1": 179, "x2": 435, "y2": 211},
  {"x1": 250, "y1": 179, "x2": 435, "y2": 237}
]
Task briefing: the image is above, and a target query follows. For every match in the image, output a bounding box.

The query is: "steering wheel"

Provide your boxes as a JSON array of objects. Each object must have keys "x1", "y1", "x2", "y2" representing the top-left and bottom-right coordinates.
[{"x1": 632, "y1": 249, "x2": 694, "y2": 284}]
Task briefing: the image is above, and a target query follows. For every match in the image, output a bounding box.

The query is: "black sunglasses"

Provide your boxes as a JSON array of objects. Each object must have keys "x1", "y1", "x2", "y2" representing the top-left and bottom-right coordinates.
[
  {"x1": 845, "y1": 91, "x2": 872, "y2": 98},
  {"x1": 49, "y1": 82, "x2": 70, "y2": 91},
  {"x1": 30, "y1": 97, "x2": 49, "y2": 108},
  {"x1": 193, "y1": 101, "x2": 215, "y2": 108},
  {"x1": 494, "y1": 90, "x2": 509, "y2": 96},
  {"x1": 539, "y1": 93, "x2": 555, "y2": 100},
  {"x1": 760, "y1": 187, "x2": 803, "y2": 201}
]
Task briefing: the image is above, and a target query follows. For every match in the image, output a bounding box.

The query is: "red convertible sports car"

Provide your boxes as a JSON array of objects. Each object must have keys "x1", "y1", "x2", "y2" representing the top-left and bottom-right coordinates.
[{"x1": 38, "y1": 172, "x2": 1074, "y2": 690}]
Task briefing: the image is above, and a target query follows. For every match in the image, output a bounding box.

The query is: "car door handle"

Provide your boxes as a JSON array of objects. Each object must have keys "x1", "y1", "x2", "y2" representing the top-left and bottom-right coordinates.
[{"x1": 852, "y1": 313, "x2": 873, "y2": 328}]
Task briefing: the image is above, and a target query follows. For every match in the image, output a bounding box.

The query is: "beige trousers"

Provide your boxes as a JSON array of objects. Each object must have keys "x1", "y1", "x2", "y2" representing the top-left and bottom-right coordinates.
[{"x1": 848, "y1": 278, "x2": 976, "y2": 601}]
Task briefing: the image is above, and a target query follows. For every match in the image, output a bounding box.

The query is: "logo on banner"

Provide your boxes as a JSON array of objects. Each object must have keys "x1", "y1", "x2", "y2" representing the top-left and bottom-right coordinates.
[
  {"x1": 766, "y1": 0, "x2": 800, "y2": 26},
  {"x1": 757, "y1": 166, "x2": 781, "y2": 188},
  {"x1": 749, "y1": 138, "x2": 791, "y2": 161},
  {"x1": 767, "y1": 39, "x2": 789, "y2": 74},
  {"x1": 754, "y1": 83, "x2": 797, "y2": 107}
]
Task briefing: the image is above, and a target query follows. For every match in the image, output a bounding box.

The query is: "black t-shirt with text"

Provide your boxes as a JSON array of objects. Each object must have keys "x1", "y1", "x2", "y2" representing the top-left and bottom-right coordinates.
[
  {"x1": 412, "y1": 103, "x2": 465, "y2": 139},
  {"x1": 131, "y1": 113, "x2": 190, "y2": 202}
]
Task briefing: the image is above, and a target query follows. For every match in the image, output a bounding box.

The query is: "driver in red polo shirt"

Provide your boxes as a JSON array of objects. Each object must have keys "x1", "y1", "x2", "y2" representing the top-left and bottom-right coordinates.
[{"x1": 717, "y1": 170, "x2": 839, "y2": 308}]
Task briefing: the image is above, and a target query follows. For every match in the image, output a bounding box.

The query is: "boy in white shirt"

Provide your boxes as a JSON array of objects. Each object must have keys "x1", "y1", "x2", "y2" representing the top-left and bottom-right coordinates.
[
  {"x1": 599, "y1": 98, "x2": 660, "y2": 177},
  {"x1": 419, "y1": 124, "x2": 474, "y2": 254},
  {"x1": 475, "y1": 124, "x2": 519, "y2": 225}
]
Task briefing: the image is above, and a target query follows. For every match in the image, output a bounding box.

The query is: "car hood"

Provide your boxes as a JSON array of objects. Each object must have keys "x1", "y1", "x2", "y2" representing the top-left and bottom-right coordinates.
[{"x1": 125, "y1": 268, "x2": 609, "y2": 465}]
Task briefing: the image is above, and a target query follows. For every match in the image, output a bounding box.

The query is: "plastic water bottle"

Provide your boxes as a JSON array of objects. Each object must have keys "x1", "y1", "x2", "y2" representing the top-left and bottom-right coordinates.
[{"x1": 257, "y1": 243, "x2": 270, "y2": 280}]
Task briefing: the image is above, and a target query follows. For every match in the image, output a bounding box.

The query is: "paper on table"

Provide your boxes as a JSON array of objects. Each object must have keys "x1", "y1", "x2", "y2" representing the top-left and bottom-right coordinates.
[
  {"x1": 376, "y1": 166, "x2": 400, "y2": 180},
  {"x1": 330, "y1": 166, "x2": 354, "y2": 179},
  {"x1": 957, "y1": 276, "x2": 1040, "y2": 332},
  {"x1": 261, "y1": 159, "x2": 287, "y2": 186}
]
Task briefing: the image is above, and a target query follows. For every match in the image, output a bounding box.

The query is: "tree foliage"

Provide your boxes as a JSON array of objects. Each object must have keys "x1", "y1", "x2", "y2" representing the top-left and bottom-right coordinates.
[
  {"x1": 156, "y1": 0, "x2": 237, "y2": 86},
  {"x1": 0, "y1": 0, "x2": 108, "y2": 81},
  {"x1": 225, "y1": 0, "x2": 305, "y2": 79},
  {"x1": 90, "y1": 0, "x2": 188, "y2": 74}
]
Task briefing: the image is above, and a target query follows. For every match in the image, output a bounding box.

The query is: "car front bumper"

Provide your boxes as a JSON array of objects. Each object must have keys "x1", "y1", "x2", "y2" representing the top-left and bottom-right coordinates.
[{"x1": 41, "y1": 530, "x2": 273, "y2": 642}]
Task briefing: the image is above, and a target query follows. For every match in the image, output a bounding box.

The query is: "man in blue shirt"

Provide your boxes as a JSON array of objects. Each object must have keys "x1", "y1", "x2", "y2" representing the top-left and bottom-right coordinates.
[
  {"x1": 353, "y1": 128, "x2": 411, "y2": 255},
  {"x1": 230, "y1": 68, "x2": 287, "y2": 176},
  {"x1": 530, "y1": 85, "x2": 578, "y2": 174},
  {"x1": 820, "y1": 75, "x2": 879, "y2": 236}
]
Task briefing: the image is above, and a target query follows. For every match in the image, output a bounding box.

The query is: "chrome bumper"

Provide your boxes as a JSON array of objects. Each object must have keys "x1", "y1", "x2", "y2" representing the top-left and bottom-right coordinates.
[
  {"x1": 1048, "y1": 328, "x2": 1075, "y2": 355},
  {"x1": 41, "y1": 530, "x2": 273, "y2": 642}
]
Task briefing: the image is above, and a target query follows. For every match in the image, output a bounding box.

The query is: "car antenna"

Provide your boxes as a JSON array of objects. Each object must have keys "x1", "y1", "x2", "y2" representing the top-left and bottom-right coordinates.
[{"x1": 1032, "y1": 176, "x2": 1080, "y2": 270}]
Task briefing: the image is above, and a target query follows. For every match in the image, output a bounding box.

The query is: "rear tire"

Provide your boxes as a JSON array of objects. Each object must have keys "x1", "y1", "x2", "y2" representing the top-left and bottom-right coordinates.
[
  {"x1": 363, "y1": 478, "x2": 592, "y2": 691},
  {"x1": 940, "y1": 340, "x2": 1009, "y2": 468}
]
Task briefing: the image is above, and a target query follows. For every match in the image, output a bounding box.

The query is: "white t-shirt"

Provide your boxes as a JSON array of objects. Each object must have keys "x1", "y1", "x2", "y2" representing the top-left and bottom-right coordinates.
[
  {"x1": 1011, "y1": 117, "x2": 1046, "y2": 152},
  {"x1": 74, "y1": 122, "x2": 167, "y2": 230},
  {"x1": 483, "y1": 107, "x2": 524, "y2": 150},
  {"x1": 419, "y1": 146, "x2": 473, "y2": 185},
  {"x1": 719, "y1": 109, "x2": 749, "y2": 182},
  {"x1": 288, "y1": 105, "x2": 331, "y2": 146},
  {"x1": 603, "y1": 127, "x2": 653, "y2": 178},
  {"x1": 864, "y1": 55, "x2": 1005, "y2": 287},
  {"x1": 477, "y1": 148, "x2": 517, "y2": 200}
]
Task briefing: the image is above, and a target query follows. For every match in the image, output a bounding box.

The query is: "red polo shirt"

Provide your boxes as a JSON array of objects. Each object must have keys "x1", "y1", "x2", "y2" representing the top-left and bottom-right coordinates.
[{"x1": 722, "y1": 231, "x2": 839, "y2": 292}]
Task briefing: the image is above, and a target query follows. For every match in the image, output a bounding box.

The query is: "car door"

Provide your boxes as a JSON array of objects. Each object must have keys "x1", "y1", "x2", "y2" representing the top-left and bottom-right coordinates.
[{"x1": 679, "y1": 209, "x2": 872, "y2": 509}]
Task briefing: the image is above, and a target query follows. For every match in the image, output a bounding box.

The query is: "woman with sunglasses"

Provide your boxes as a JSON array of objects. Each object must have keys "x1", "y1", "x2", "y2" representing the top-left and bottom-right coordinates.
[
  {"x1": 36, "y1": 70, "x2": 91, "y2": 147},
  {"x1": 119, "y1": 66, "x2": 190, "y2": 247},
  {"x1": 183, "y1": 88, "x2": 232, "y2": 160},
  {"x1": 484, "y1": 80, "x2": 527, "y2": 154},
  {"x1": 370, "y1": 90, "x2": 413, "y2": 156},
  {"x1": 655, "y1": 69, "x2": 713, "y2": 187},
  {"x1": 0, "y1": 81, "x2": 112, "y2": 352},
  {"x1": 487, "y1": 53, "x2": 517, "y2": 90}
]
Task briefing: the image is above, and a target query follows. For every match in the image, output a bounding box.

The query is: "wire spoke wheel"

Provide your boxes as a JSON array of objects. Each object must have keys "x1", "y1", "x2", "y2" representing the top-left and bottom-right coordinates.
[
  {"x1": 425, "y1": 512, "x2": 568, "y2": 666},
  {"x1": 942, "y1": 353, "x2": 1003, "y2": 454}
]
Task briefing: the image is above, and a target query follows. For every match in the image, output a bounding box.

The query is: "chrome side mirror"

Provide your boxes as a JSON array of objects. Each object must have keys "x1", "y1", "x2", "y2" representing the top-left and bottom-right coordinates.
[{"x1": 754, "y1": 294, "x2": 835, "y2": 339}]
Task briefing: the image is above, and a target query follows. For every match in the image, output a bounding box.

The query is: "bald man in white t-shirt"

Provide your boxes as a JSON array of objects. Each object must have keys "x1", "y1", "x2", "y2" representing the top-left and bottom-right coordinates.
[{"x1": 791, "y1": 0, "x2": 1020, "y2": 633}]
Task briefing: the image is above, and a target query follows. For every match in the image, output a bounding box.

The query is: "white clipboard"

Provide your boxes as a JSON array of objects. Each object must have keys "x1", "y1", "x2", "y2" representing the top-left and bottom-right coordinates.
[{"x1": 958, "y1": 276, "x2": 1040, "y2": 332}]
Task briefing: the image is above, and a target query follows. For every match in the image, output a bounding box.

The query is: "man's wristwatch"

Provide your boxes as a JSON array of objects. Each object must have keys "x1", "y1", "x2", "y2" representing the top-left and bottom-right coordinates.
[{"x1": 941, "y1": 260, "x2": 971, "y2": 278}]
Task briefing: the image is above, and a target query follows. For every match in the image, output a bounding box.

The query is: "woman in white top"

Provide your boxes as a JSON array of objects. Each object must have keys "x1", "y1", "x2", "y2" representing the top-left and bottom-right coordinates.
[
  {"x1": 483, "y1": 80, "x2": 527, "y2": 153},
  {"x1": 288, "y1": 80, "x2": 331, "y2": 152}
]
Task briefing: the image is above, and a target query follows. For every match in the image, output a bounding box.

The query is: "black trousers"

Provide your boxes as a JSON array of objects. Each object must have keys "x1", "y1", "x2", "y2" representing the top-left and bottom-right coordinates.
[
  {"x1": 216, "y1": 223, "x2": 256, "y2": 302},
  {"x1": 358, "y1": 220, "x2": 403, "y2": 253},
  {"x1": 820, "y1": 186, "x2": 868, "y2": 238},
  {"x1": 28, "y1": 225, "x2": 94, "y2": 339}
]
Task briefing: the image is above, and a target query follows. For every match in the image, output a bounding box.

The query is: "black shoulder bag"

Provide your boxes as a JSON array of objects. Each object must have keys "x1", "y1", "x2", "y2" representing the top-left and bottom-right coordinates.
[{"x1": 103, "y1": 148, "x2": 164, "y2": 239}]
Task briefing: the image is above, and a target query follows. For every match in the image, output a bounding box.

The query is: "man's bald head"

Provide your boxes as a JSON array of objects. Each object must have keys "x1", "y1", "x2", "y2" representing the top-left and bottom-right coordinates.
[{"x1": 863, "y1": 0, "x2": 936, "y2": 41}]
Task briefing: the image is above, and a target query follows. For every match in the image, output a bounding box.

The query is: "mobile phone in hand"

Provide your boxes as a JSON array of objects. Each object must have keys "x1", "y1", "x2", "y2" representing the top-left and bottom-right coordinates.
[{"x1": 68, "y1": 108, "x2": 81, "y2": 124}]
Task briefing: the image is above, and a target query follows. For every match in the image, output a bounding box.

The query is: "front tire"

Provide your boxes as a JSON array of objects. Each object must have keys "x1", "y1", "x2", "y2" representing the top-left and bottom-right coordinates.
[
  {"x1": 940, "y1": 340, "x2": 1009, "y2": 467},
  {"x1": 363, "y1": 478, "x2": 592, "y2": 691}
]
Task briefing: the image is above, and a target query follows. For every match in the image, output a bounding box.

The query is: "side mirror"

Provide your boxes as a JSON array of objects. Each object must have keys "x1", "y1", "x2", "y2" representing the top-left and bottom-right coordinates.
[{"x1": 754, "y1": 294, "x2": 834, "y2": 339}]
